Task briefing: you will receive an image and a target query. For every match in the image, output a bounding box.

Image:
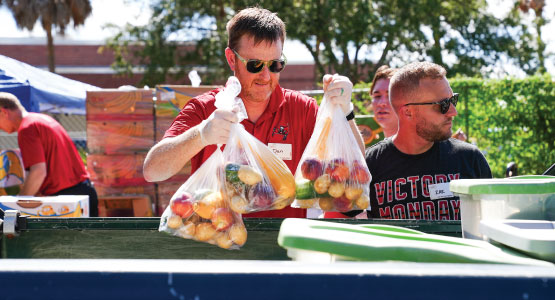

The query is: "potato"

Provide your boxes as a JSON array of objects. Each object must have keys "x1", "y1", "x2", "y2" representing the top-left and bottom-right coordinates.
[
  {"x1": 238, "y1": 165, "x2": 263, "y2": 185},
  {"x1": 345, "y1": 185, "x2": 363, "y2": 200},
  {"x1": 319, "y1": 198, "x2": 334, "y2": 211},
  {"x1": 272, "y1": 196, "x2": 292, "y2": 210},
  {"x1": 229, "y1": 195, "x2": 250, "y2": 214},
  {"x1": 229, "y1": 223, "x2": 247, "y2": 246},
  {"x1": 314, "y1": 174, "x2": 331, "y2": 194},
  {"x1": 296, "y1": 198, "x2": 317, "y2": 208},
  {"x1": 177, "y1": 221, "x2": 196, "y2": 237},
  {"x1": 355, "y1": 194, "x2": 370, "y2": 210},
  {"x1": 195, "y1": 222, "x2": 217, "y2": 241},
  {"x1": 328, "y1": 182, "x2": 345, "y2": 198},
  {"x1": 215, "y1": 233, "x2": 234, "y2": 249},
  {"x1": 167, "y1": 214, "x2": 183, "y2": 229}
]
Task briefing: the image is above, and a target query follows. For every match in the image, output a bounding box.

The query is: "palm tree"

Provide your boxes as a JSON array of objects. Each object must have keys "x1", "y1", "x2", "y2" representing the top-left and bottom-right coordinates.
[
  {"x1": 517, "y1": 0, "x2": 547, "y2": 73},
  {"x1": 4, "y1": 0, "x2": 92, "y2": 72}
]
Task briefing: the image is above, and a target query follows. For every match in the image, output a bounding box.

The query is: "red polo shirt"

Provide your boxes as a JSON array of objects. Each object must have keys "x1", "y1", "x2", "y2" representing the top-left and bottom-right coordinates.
[
  {"x1": 164, "y1": 85, "x2": 319, "y2": 218},
  {"x1": 18, "y1": 113, "x2": 89, "y2": 195}
]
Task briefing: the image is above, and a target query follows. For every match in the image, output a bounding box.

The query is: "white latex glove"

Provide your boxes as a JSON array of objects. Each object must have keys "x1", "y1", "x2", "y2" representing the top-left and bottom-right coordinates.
[
  {"x1": 323, "y1": 73, "x2": 354, "y2": 115},
  {"x1": 197, "y1": 107, "x2": 239, "y2": 146}
]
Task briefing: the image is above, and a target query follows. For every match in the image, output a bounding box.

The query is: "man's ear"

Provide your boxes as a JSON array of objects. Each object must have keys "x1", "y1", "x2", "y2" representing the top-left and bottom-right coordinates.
[
  {"x1": 224, "y1": 47, "x2": 235, "y2": 71},
  {"x1": 401, "y1": 105, "x2": 412, "y2": 118}
]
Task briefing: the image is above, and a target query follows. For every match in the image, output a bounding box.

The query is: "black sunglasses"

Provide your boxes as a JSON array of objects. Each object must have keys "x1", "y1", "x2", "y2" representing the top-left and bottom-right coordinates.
[
  {"x1": 403, "y1": 93, "x2": 459, "y2": 114},
  {"x1": 232, "y1": 49, "x2": 287, "y2": 74}
]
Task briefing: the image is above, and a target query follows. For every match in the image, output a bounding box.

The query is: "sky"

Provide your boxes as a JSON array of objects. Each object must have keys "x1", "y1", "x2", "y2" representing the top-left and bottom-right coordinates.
[{"x1": 0, "y1": 0, "x2": 553, "y2": 74}]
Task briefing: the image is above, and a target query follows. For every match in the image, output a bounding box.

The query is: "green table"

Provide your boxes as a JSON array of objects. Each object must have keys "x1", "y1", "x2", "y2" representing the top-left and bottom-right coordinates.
[{"x1": 1, "y1": 217, "x2": 461, "y2": 259}]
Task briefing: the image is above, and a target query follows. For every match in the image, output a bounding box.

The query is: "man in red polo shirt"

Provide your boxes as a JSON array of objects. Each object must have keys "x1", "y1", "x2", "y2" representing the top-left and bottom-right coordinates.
[
  {"x1": 143, "y1": 7, "x2": 364, "y2": 218},
  {"x1": 0, "y1": 92, "x2": 98, "y2": 216}
]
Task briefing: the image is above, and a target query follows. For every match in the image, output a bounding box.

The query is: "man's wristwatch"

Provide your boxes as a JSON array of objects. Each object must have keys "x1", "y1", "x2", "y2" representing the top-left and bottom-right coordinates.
[
  {"x1": 346, "y1": 103, "x2": 355, "y2": 121},
  {"x1": 346, "y1": 110, "x2": 355, "y2": 121}
]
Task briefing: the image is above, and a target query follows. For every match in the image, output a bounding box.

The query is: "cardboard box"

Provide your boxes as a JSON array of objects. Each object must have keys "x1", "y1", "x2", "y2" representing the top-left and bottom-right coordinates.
[
  {"x1": 98, "y1": 195, "x2": 153, "y2": 217},
  {"x1": 0, "y1": 195, "x2": 89, "y2": 217}
]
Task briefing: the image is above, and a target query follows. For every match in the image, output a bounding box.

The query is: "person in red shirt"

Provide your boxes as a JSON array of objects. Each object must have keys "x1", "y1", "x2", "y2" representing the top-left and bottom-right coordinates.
[
  {"x1": 0, "y1": 92, "x2": 98, "y2": 216},
  {"x1": 143, "y1": 7, "x2": 364, "y2": 218}
]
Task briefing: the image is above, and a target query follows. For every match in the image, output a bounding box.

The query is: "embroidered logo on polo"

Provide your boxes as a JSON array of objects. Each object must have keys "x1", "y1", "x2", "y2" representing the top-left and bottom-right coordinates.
[{"x1": 271, "y1": 124, "x2": 289, "y2": 141}]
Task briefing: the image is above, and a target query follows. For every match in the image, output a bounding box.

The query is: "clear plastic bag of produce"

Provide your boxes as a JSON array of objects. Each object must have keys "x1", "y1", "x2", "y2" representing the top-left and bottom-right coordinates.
[
  {"x1": 291, "y1": 94, "x2": 372, "y2": 213},
  {"x1": 159, "y1": 148, "x2": 247, "y2": 249},
  {"x1": 218, "y1": 78, "x2": 296, "y2": 214},
  {"x1": 158, "y1": 78, "x2": 248, "y2": 250}
]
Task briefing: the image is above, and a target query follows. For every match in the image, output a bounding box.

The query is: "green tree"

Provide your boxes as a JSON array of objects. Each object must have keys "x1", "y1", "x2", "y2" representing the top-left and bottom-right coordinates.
[
  {"x1": 509, "y1": 0, "x2": 550, "y2": 74},
  {"x1": 3, "y1": 0, "x2": 92, "y2": 72},
  {"x1": 104, "y1": 0, "x2": 547, "y2": 86}
]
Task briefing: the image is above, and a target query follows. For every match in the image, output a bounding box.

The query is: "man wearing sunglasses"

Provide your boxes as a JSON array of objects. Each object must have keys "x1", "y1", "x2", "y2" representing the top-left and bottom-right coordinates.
[
  {"x1": 143, "y1": 7, "x2": 364, "y2": 218},
  {"x1": 364, "y1": 61, "x2": 491, "y2": 220}
]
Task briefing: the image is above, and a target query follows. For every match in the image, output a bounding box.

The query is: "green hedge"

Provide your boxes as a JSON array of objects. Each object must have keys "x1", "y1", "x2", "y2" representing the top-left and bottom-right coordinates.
[{"x1": 352, "y1": 75, "x2": 554, "y2": 178}]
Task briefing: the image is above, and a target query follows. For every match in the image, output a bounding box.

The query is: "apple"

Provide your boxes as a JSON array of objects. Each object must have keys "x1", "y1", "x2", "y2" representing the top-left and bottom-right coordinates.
[
  {"x1": 333, "y1": 195, "x2": 354, "y2": 212},
  {"x1": 350, "y1": 164, "x2": 371, "y2": 184},
  {"x1": 170, "y1": 193, "x2": 194, "y2": 218},
  {"x1": 211, "y1": 207, "x2": 235, "y2": 231},
  {"x1": 325, "y1": 158, "x2": 350, "y2": 182},
  {"x1": 249, "y1": 183, "x2": 274, "y2": 209},
  {"x1": 194, "y1": 191, "x2": 224, "y2": 219},
  {"x1": 301, "y1": 158, "x2": 323, "y2": 181}
]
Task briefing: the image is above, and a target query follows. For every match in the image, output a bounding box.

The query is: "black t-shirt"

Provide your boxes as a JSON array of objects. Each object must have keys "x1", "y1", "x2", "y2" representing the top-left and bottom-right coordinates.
[{"x1": 365, "y1": 138, "x2": 492, "y2": 220}]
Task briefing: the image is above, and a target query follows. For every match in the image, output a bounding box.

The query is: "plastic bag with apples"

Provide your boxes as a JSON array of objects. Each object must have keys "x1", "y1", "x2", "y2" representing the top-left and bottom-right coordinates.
[
  {"x1": 218, "y1": 78, "x2": 296, "y2": 214},
  {"x1": 291, "y1": 93, "x2": 372, "y2": 213},
  {"x1": 158, "y1": 79, "x2": 248, "y2": 250}
]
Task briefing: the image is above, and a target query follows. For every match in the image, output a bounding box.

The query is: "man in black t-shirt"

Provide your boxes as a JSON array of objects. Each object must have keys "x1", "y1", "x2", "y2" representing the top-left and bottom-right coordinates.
[{"x1": 365, "y1": 62, "x2": 491, "y2": 220}]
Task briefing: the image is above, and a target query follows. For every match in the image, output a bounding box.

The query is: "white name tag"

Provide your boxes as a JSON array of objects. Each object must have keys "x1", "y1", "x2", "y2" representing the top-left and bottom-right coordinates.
[
  {"x1": 268, "y1": 143, "x2": 292, "y2": 161},
  {"x1": 428, "y1": 182, "x2": 454, "y2": 200}
]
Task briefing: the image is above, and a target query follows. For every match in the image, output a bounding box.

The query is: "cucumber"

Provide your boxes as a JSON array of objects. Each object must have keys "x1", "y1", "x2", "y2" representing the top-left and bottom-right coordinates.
[
  {"x1": 296, "y1": 180, "x2": 332, "y2": 199},
  {"x1": 295, "y1": 180, "x2": 316, "y2": 199}
]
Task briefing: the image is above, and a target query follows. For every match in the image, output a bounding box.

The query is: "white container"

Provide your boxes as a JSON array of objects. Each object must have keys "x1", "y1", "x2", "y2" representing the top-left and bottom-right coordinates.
[{"x1": 450, "y1": 176, "x2": 555, "y2": 240}]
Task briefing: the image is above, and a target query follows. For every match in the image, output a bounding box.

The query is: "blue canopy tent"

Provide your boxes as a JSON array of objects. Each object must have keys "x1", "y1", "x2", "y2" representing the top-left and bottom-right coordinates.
[{"x1": 0, "y1": 54, "x2": 99, "y2": 115}]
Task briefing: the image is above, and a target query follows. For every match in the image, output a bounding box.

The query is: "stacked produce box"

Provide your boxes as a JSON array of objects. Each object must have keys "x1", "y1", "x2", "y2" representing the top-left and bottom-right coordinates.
[
  {"x1": 154, "y1": 85, "x2": 219, "y2": 213},
  {"x1": 86, "y1": 89, "x2": 156, "y2": 216}
]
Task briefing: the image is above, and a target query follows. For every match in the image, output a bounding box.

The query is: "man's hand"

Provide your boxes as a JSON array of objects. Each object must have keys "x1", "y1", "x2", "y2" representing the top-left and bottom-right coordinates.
[
  {"x1": 197, "y1": 108, "x2": 239, "y2": 146},
  {"x1": 323, "y1": 74, "x2": 354, "y2": 115}
]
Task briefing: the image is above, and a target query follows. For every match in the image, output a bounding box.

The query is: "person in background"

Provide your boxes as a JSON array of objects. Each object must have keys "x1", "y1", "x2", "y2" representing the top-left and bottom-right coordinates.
[
  {"x1": 365, "y1": 61, "x2": 491, "y2": 220},
  {"x1": 143, "y1": 7, "x2": 364, "y2": 218},
  {"x1": 369, "y1": 65, "x2": 398, "y2": 138},
  {"x1": 0, "y1": 92, "x2": 98, "y2": 217}
]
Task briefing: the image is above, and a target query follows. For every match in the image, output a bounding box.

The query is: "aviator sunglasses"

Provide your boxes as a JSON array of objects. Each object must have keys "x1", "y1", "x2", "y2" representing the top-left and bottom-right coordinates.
[
  {"x1": 232, "y1": 49, "x2": 287, "y2": 74},
  {"x1": 403, "y1": 93, "x2": 459, "y2": 114}
]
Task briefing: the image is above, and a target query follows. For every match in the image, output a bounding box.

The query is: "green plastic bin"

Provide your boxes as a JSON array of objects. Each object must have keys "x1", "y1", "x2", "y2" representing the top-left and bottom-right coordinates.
[{"x1": 450, "y1": 177, "x2": 555, "y2": 240}]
